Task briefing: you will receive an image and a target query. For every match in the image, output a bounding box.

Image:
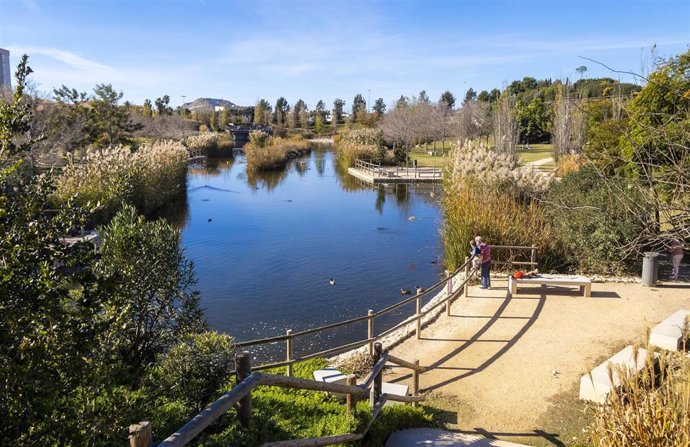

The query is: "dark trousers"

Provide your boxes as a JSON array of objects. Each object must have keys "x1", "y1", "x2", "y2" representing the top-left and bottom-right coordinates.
[{"x1": 481, "y1": 262, "x2": 491, "y2": 288}]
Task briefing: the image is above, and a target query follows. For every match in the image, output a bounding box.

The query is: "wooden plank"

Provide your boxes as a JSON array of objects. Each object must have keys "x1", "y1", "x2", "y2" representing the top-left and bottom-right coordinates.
[
  {"x1": 360, "y1": 353, "x2": 388, "y2": 389},
  {"x1": 388, "y1": 354, "x2": 427, "y2": 372},
  {"x1": 260, "y1": 373, "x2": 368, "y2": 397}
]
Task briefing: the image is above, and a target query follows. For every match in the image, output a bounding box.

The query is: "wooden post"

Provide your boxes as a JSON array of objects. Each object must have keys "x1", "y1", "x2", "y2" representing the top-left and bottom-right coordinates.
[
  {"x1": 413, "y1": 359, "x2": 420, "y2": 408},
  {"x1": 128, "y1": 421, "x2": 152, "y2": 447},
  {"x1": 346, "y1": 374, "x2": 357, "y2": 415},
  {"x1": 415, "y1": 296, "x2": 422, "y2": 339},
  {"x1": 286, "y1": 329, "x2": 293, "y2": 377},
  {"x1": 445, "y1": 270, "x2": 452, "y2": 316},
  {"x1": 235, "y1": 351, "x2": 252, "y2": 428},
  {"x1": 530, "y1": 245, "x2": 536, "y2": 268},
  {"x1": 367, "y1": 310, "x2": 374, "y2": 355},
  {"x1": 464, "y1": 256, "x2": 470, "y2": 297},
  {"x1": 373, "y1": 342, "x2": 383, "y2": 402}
]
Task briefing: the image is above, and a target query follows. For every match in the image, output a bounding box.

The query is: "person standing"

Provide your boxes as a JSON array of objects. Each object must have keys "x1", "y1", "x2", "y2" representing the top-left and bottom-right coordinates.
[
  {"x1": 670, "y1": 239, "x2": 684, "y2": 280},
  {"x1": 476, "y1": 236, "x2": 491, "y2": 289}
]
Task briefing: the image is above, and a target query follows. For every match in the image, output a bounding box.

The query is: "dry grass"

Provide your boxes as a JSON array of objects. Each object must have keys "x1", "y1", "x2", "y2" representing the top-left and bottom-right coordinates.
[
  {"x1": 587, "y1": 342, "x2": 690, "y2": 447},
  {"x1": 184, "y1": 132, "x2": 234, "y2": 156},
  {"x1": 334, "y1": 128, "x2": 386, "y2": 167},
  {"x1": 244, "y1": 133, "x2": 310, "y2": 171},
  {"x1": 54, "y1": 140, "x2": 188, "y2": 221}
]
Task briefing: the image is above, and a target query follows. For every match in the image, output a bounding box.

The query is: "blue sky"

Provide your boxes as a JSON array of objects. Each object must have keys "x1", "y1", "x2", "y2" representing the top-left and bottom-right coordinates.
[{"x1": 1, "y1": 0, "x2": 688, "y2": 109}]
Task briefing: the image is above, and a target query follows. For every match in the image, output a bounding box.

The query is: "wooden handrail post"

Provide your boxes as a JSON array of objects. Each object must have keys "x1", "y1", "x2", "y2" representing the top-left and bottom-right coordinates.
[
  {"x1": 367, "y1": 310, "x2": 375, "y2": 355},
  {"x1": 286, "y1": 329, "x2": 293, "y2": 377},
  {"x1": 415, "y1": 295, "x2": 422, "y2": 340},
  {"x1": 235, "y1": 351, "x2": 252, "y2": 428},
  {"x1": 464, "y1": 257, "x2": 470, "y2": 297},
  {"x1": 128, "y1": 421, "x2": 152, "y2": 447},
  {"x1": 373, "y1": 342, "x2": 383, "y2": 403},
  {"x1": 445, "y1": 270, "x2": 452, "y2": 316},
  {"x1": 346, "y1": 374, "x2": 357, "y2": 415},
  {"x1": 412, "y1": 359, "x2": 420, "y2": 408},
  {"x1": 530, "y1": 245, "x2": 536, "y2": 267}
]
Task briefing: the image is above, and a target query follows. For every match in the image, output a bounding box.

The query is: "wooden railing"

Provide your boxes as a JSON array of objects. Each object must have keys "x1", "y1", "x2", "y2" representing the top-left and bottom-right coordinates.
[
  {"x1": 128, "y1": 245, "x2": 538, "y2": 446},
  {"x1": 130, "y1": 343, "x2": 426, "y2": 447},
  {"x1": 353, "y1": 159, "x2": 442, "y2": 179}
]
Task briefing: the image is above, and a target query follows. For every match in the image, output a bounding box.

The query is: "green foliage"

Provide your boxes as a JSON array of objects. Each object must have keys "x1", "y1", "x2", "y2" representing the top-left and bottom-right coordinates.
[
  {"x1": 151, "y1": 332, "x2": 234, "y2": 412},
  {"x1": 545, "y1": 166, "x2": 648, "y2": 274},
  {"x1": 515, "y1": 97, "x2": 551, "y2": 143},
  {"x1": 362, "y1": 404, "x2": 435, "y2": 446},
  {"x1": 95, "y1": 204, "x2": 206, "y2": 373},
  {"x1": 245, "y1": 134, "x2": 310, "y2": 171},
  {"x1": 0, "y1": 54, "x2": 33, "y2": 157}
]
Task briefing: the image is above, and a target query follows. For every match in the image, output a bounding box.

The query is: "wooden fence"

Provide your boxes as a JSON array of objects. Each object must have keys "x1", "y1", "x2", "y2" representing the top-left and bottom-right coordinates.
[{"x1": 129, "y1": 245, "x2": 538, "y2": 446}]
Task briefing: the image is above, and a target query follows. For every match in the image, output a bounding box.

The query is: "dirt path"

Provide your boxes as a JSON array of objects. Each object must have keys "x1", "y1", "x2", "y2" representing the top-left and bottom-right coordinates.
[{"x1": 386, "y1": 278, "x2": 689, "y2": 443}]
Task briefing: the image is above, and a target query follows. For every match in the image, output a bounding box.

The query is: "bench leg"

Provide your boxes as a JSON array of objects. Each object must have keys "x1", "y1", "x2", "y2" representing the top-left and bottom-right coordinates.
[
  {"x1": 584, "y1": 284, "x2": 591, "y2": 297},
  {"x1": 509, "y1": 277, "x2": 517, "y2": 295}
]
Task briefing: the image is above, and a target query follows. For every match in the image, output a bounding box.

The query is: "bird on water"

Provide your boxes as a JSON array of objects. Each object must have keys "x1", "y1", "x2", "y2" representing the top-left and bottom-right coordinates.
[
  {"x1": 416, "y1": 286, "x2": 426, "y2": 294},
  {"x1": 329, "y1": 278, "x2": 336, "y2": 286},
  {"x1": 400, "y1": 288, "x2": 411, "y2": 295}
]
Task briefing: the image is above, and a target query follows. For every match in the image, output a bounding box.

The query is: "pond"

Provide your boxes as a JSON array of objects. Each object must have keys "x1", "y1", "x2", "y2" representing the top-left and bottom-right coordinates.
[{"x1": 162, "y1": 146, "x2": 445, "y2": 360}]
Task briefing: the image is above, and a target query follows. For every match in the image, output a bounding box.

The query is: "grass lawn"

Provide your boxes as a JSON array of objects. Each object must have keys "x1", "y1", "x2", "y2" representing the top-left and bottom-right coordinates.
[
  {"x1": 518, "y1": 143, "x2": 554, "y2": 164},
  {"x1": 409, "y1": 152, "x2": 449, "y2": 168}
]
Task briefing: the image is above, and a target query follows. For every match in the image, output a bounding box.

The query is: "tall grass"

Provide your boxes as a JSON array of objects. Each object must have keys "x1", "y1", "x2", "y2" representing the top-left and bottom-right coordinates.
[
  {"x1": 334, "y1": 128, "x2": 386, "y2": 167},
  {"x1": 587, "y1": 343, "x2": 690, "y2": 447},
  {"x1": 244, "y1": 132, "x2": 311, "y2": 171},
  {"x1": 442, "y1": 140, "x2": 559, "y2": 271},
  {"x1": 183, "y1": 132, "x2": 234, "y2": 157},
  {"x1": 54, "y1": 140, "x2": 188, "y2": 222}
]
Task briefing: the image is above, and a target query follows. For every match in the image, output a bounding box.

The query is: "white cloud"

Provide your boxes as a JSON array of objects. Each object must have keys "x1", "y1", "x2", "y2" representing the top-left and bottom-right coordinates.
[{"x1": 7, "y1": 46, "x2": 114, "y2": 72}]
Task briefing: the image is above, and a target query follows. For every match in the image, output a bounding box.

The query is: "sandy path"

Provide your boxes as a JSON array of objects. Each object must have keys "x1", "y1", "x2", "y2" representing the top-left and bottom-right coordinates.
[{"x1": 386, "y1": 278, "x2": 690, "y2": 433}]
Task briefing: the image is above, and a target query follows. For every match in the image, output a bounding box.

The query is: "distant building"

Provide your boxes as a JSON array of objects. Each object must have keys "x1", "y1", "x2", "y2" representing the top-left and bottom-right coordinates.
[
  {"x1": 0, "y1": 48, "x2": 10, "y2": 89},
  {"x1": 214, "y1": 106, "x2": 226, "y2": 112}
]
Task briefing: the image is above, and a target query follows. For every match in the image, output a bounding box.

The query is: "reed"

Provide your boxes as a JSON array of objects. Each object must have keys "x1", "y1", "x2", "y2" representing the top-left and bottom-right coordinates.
[
  {"x1": 334, "y1": 128, "x2": 386, "y2": 167},
  {"x1": 587, "y1": 342, "x2": 690, "y2": 447},
  {"x1": 442, "y1": 140, "x2": 559, "y2": 271},
  {"x1": 54, "y1": 140, "x2": 188, "y2": 222},
  {"x1": 184, "y1": 132, "x2": 234, "y2": 156},
  {"x1": 244, "y1": 132, "x2": 311, "y2": 171}
]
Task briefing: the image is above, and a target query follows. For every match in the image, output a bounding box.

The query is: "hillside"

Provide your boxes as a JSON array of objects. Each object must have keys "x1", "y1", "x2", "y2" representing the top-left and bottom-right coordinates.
[{"x1": 181, "y1": 97, "x2": 239, "y2": 112}]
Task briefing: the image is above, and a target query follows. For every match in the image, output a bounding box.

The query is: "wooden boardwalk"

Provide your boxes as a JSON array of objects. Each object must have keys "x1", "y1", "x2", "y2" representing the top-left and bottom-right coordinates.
[{"x1": 348, "y1": 159, "x2": 442, "y2": 184}]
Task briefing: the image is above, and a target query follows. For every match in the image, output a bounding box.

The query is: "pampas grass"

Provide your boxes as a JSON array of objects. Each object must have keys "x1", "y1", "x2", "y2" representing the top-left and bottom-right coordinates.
[
  {"x1": 334, "y1": 128, "x2": 386, "y2": 167},
  {"x1": 244, "y1": 132, "x2": 310, "y2": 171},
  {"x1": 55, "y1": 140, "x2": 188, "y2": 222}
]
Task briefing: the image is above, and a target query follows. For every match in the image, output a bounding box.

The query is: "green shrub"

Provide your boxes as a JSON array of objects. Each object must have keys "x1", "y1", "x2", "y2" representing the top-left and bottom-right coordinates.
[
  {"x1": 151, "y1": 332, "x2": 235, "y2": 412},
  {"x1": 545, "y1": 165, "x2": 648, "y2": 274}
]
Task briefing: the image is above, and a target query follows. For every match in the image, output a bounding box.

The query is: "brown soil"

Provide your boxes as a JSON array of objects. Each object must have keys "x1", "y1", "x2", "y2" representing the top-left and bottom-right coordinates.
[{"x1": 386, "y1": 278, "x2": 690, "y2": 445}]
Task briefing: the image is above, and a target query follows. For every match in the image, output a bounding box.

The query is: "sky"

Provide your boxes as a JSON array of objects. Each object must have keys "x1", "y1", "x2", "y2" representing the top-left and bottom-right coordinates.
[{"x1": 1, "y1": 0, "x2": 689, "y2": 109}]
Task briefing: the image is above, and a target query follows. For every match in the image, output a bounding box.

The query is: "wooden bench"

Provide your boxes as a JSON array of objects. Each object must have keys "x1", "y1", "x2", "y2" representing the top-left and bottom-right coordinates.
[{"x1": 509, "y1": 274, "x2": 592, "y2": 297}]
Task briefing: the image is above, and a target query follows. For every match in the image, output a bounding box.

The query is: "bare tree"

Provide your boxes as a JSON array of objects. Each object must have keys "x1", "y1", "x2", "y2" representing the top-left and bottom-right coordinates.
[
  {"x1": 492, "y1": 95, "x2": 518, "y2": 155},
  {"x1": 552, "y1": 82, "x2": 585, "y2": 159}
]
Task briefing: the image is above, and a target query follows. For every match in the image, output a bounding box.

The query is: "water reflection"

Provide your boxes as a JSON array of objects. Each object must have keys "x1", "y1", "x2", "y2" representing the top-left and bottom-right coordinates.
[{"x1": 166, "y1": 147, "x2": 444, "y2": 358}]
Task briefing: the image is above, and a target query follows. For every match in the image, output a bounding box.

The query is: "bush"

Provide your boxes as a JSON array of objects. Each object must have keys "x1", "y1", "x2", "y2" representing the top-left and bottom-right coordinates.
[
  {"x1": 335, "y1": 128, "x2": 386, "y2": 167},
  {"x1": 545, "y1": 165, "x2": 648, "y2": 274},
  {"x1": 587, "y1": 348, "x2": 690, "y2": 446},
  {"x1": 54, "y1": 140, "x2": 188, "y2": 221},
  {"x1": 150, "y1": 332, "x2": 235, "y2": 413}
]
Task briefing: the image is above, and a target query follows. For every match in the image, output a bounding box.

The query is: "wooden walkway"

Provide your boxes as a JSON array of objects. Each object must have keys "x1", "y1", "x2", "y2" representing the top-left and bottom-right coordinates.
[{"x1": 348, "y1": 159, "x2": 442, "y2": 184}]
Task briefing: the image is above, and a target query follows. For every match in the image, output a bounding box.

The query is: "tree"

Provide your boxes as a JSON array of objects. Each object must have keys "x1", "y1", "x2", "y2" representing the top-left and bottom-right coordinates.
[
  {"x1": 154, "y1": 95, "x2": 172, "y2": 115},
  {"x1": 439, "y1": 90, "x2": 455, "y2": 110},
  {"x1": 462, "y1": 87, "x2": 477, "y2": 105},
  {"x1": 477, "y1": 90, "x2": 490, "y2": 103},
  {"x1": 332, "y1": 98, "x2": 345, "y2": 125},
  {"x1": 418, "y1": 90, "x2": 430, "y2": 103},
  {"x1": 351, "y1": 94, "x2": 366, "y2": 122},
  {"x1": 91, "y1": 83, "x2": 141, "y2": 148},
  {"x1": 218, "y1": 108, "x2": 229, "y2": 130},
  {"x1": 514, "y1": 97, "x2": 550, "y2": 144},
  {"x1": 274, "y1": 97, "x2": 289, "y2": 124},
  {"x1": 254, "y1": 99, "x2": 271, "y2": 125},
  {"x1": 395, "y1": 95, "x2": 409, "y2": 109},
  {"x1": 315, "y1": 100, "x2": 326, "y2": 118},
  {"x1": 208, "y1": 111, "x2": 217, "y2": 131},
  {"x1": 372, "y1": 97, "x2": 386, "y2": 117},
  {"x1": 314, "y1": 114, "x2": 324, "y2": 135},
  {"x1": 492, "y1": 93, "x2": 518, "y2": 155},
  {"x1": 576, "y1": 65, "x2": 588, "y2": 79}
]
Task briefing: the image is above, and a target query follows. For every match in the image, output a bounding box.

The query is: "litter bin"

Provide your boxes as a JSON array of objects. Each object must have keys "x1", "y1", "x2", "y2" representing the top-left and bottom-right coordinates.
[{"x1": 641, "y1": 252, "x2": 659, "y2": 286}]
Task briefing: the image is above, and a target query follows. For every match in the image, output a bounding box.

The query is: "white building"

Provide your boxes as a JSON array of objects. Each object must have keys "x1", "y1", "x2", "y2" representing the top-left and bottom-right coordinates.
[{"x1": 0, "y1": 48, "x2": 10, "y2": 89}]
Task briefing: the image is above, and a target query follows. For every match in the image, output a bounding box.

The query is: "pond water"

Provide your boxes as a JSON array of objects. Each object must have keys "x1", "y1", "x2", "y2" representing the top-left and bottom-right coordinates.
[{"x1": 162, "y1": 146, "x2": 445, "y2": 360}]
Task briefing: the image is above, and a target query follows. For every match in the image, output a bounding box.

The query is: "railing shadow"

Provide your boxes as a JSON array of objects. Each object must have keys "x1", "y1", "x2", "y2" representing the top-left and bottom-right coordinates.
[{"x1": 468, "y1": 427, "x2": 565, "y2": 447}]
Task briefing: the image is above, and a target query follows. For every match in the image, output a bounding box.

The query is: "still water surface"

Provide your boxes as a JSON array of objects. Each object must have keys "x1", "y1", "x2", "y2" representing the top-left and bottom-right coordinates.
[{"x1": 164, "y1": 147, "x2": 444, "y2": 358}]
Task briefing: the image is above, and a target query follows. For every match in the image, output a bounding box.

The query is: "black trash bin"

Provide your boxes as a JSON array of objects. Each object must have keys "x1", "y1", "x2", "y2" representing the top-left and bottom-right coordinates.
[{"x1": 642, "y1": 252, "x2": 659, "y2": 286}]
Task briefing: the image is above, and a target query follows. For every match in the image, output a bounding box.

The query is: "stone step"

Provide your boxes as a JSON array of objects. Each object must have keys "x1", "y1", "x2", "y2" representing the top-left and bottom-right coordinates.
[
  {"x1": 649, "y1": 308, "x2": 690, "y2": 352},
  {"x1": 579, "y1": 345, "x2": 649, "y2": 404}
]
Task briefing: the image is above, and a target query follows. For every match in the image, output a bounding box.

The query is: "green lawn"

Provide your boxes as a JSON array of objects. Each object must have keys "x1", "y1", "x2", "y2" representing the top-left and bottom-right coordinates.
[
  {"x1": 517, "y1": 143, "x2": 554, "y2": 164},
  {"x1": 409, "y1": 152, "x2": 449, "y2": 168}
]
